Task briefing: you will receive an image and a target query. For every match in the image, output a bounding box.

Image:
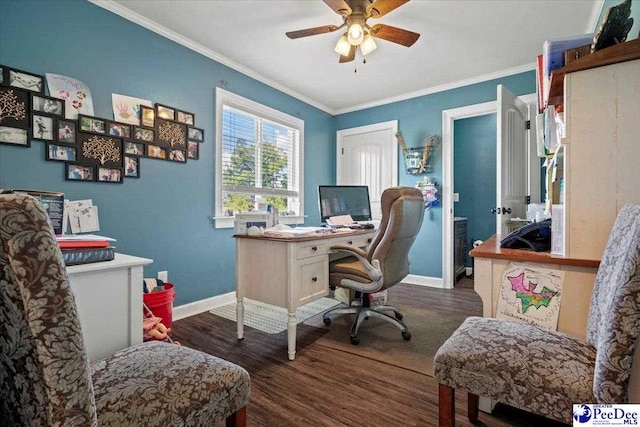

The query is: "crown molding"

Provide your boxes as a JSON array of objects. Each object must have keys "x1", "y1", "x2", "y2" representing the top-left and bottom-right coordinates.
[
  {"x1": 89, "y1": 0, "x2": 545, "y2": 117},
  {"x1": 333, "y1": 62, "x2": 536, "y2": 115},
  {"x1": 88, "y1": 0, "x2": 335, "y2": 115}
]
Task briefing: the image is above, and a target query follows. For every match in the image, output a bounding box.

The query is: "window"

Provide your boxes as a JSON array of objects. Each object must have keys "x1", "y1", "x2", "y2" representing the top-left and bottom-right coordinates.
[{"x1": 215, "y1": 88, "x2": 304, "y2": 228}]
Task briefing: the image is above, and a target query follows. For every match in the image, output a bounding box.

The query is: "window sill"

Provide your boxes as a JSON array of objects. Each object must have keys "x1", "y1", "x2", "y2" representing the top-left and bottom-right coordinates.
[{"x1": 214, "y1": 215, "x2": 306, "y2": 229}]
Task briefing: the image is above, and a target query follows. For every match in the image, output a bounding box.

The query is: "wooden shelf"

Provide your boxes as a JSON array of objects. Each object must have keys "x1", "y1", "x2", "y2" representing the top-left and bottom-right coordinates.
[{"x1": 547, "y1": 38, "x2": 640, "y2": 107}]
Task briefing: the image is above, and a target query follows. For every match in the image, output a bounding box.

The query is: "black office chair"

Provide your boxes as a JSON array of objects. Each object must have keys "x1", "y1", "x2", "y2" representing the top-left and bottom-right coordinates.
[{"x1": 323, "y1": 187, "x2": 425, "y2": 344}]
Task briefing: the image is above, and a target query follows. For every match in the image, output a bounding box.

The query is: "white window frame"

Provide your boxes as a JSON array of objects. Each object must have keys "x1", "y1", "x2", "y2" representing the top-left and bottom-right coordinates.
[{"x1": 215, "y1": 88, "x2": 304, "y2": 228}]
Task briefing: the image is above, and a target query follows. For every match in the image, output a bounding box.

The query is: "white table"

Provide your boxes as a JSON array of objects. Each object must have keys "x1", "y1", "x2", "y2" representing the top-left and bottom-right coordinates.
[
  {"x1": 235, "y1": 229, "x2": 374, "y2": 360},
  {"x1": 66, "y1": 253, "x2": 152, "y2": 360}
]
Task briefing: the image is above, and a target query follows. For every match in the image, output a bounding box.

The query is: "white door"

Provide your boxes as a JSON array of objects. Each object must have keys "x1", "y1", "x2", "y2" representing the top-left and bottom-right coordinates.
[
  {"x1": 336, "y1": 120, "x2": 398, "y2": 220},
  {"x1": 496, "y1": 85, "x2": 529, "y2": 235}
]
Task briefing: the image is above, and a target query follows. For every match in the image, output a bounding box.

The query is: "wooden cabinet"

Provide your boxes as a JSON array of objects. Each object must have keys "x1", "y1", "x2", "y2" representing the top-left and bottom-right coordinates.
[
  {"x1": 454, "y1": 218, "x2": 467, "y2": 281},
  {"x1": 557, "y1": 56, "x2": 640, "y2": 260}
]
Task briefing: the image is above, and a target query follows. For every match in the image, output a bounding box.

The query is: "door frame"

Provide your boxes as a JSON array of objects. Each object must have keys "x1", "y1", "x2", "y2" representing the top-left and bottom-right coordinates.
[{"x1": 441, "y1": 94, "x2": 535, "y2": 289}]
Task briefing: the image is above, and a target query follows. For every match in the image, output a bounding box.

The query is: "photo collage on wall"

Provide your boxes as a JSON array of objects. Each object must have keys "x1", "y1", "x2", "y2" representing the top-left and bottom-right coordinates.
[{"x1": 0, "y1": 64, "x2": 205, "y2": 184}]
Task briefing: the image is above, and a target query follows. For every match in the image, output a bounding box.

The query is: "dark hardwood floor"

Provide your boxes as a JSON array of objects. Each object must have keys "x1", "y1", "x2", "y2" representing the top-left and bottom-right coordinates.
[{"x1": 172, "y1": 277, "x2": 566, "y2": 426}]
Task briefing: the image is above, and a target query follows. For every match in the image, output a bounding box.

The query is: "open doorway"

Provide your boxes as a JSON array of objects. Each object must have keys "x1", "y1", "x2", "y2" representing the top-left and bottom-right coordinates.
[{"x1": 441, "y1": 93, "x2": 536, "y2": 289}]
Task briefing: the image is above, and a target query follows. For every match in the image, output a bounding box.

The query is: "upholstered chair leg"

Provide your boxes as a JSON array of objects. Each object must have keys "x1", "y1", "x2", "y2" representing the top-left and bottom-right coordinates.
[
  {"x1": 226, "y1": 406, "x2": 247, "y2": 427},
  {"x1": 467, "y1": 393, "x2": 479, "y2": 423},
  {"x1": 439, "y1": 384, "x2": 455, "y2": 427}
]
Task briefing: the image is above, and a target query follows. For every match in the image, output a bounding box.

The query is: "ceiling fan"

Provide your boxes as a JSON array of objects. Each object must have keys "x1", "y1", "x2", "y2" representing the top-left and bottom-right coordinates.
[{"x1": 286, "y1": 0, "x2": 420, "y2": 63}]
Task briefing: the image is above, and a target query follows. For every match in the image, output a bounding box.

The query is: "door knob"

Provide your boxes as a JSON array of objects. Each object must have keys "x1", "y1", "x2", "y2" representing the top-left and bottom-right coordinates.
[
  {"x1": 502, "y1": 207, "x2": 512, "y2": 214},
  {"x1": 491, "y1": 207, "x2": 500, "y2": 215}
]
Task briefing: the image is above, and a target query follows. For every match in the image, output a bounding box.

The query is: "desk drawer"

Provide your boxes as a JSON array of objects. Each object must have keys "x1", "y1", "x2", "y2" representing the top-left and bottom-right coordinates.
[
  {"x1": 330, "y1": 235, "x2": 373, "y2": 251},
  {"x1": 297, "y1": 242, "x2": 329, "y2": 260},
  {"x1": 298, "y1": 257, "x2": 328, "y2": 305}
]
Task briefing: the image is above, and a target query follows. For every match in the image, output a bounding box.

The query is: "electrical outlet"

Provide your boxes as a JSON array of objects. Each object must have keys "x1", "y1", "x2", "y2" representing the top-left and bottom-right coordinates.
[
  {"x1": 158, "y1": 271, "x2": 168, "y2": 283},
  {"x1": 453, "y1": 193, "x2": 460, "y2": 202}
]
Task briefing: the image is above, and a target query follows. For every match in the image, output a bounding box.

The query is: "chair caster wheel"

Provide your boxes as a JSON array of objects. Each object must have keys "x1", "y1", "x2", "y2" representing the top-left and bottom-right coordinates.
[
  {"x1": 350, "y1": 336, "x2": 360, "y2": 345},
  {"x1": 402, "y1": 331, "x2": 412, "y2": 341},
  {"x1": 323, "y1": 317, "x2": 331, "y2": 326},
  {"x1": 395, "y1": 312, "x2": 403, "y2": 320}
]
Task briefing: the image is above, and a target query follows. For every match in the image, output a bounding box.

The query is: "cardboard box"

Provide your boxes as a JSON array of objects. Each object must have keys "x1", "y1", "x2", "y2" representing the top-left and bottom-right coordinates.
[{"x1": 334, "y1": 287, "x2": 387, "y2": 306}]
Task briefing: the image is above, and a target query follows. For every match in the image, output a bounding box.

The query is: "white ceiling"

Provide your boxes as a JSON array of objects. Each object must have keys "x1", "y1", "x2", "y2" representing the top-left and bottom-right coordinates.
[{"x1": 97, "y1": 0, "x2": 600, "y2": 115}]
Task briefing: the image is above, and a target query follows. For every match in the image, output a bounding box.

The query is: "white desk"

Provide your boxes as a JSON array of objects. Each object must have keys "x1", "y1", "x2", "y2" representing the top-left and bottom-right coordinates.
[
  {"x1": 235, "y1": 229, "x2": 375, "y2": 360},
  {"x1": 66, "y1": 253, "x2": 152, "y2": 361}
]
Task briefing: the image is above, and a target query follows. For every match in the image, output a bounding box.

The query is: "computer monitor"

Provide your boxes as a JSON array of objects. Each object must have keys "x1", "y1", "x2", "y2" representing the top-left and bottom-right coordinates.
[{"x1": 318, "y1": 185, "x2": 372, "y2": 223}]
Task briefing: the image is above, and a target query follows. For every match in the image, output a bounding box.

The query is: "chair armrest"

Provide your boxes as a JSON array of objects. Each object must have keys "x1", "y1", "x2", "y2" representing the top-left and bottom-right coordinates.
[{"x1": 330, "y1": 244, "x2": 383, "y2": 293}]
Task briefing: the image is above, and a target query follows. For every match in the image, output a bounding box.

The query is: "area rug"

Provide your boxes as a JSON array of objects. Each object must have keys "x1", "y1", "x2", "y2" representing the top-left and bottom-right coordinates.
[
  {"x1": 210, "y1": 297, "x2": 341, "y2": 334},
  {"x1": 305, "y1": 304, "x2": 469, "y2": 376}
]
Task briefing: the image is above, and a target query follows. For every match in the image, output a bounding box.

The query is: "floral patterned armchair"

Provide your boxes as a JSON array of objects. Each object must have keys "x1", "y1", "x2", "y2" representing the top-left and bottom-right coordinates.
[
  {"x1": 0, "y1": 193, "x2": 250, "y2": 426},
  {"x1": 434, "y1": 202, "x2": 640, "y2": 425}
]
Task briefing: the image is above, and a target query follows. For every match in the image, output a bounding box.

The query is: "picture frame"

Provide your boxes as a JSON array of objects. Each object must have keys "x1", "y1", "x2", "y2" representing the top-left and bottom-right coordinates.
[
  {"x1": 132, "y1": 126, "x2": 154, "y2": 142},
  {"x1": 97, "y1": 167, "x2": 123, "y2": 183},
  {"x1": 46, "y1": 142, "x2": 77, "y2": 162},
  {"x1": 155, "y1": 117, "x2": 187, "y2": 149},
  {"x1": 124, "y1": 141, "x2": 145, "y2": 156},
  {"x1": 78, "y1": 114, "x2": 106, "y2": 135},
  {"x1": 168, "y1": 149, "x2": 187, "y2": 163},
  {"x1": 32, "y1": 114, "x2": 55, "y2": 141},
  {"x1": 140, "y1": 105, "x2": 155, "y2": 127},
  {"x1": 65, "y1": 163, "x2": 95, "y2": 182},
  {"x1": 155, "y1": 103, "x2": 175, "y2": 120},
  {"x1": 124, "y1": 155, "x2": 140, "y2": 178},
  {"x1": 187, "y1": 126, "x2": 204, "y2": 142},
  {"x1": 31, "y1": 93, "x2": 65, "y2": 117},
  {"x1": 187, "y1": 140, "x2": 199, "y2": 160},
  {"x1": 56, "y1": 118, "x2": 77, "y2": 144},
  {"x1": 0, "y1": 126, "x2": 30, "y2": 147},
  {"x1": 146, "y1": 144, "x2": 166, "y2": 159},
  {"x1": 175, "y1": 109, "x2": 195, "y2": 125},
  {"x1": 106, "y1": 120, "x2": 132, "y2": 139},
  {"x1": 77, "y1": 132, "x2": 123, "y2": 168},
  {"x1": 0, "y1": 87, "x2": 29, "y2": 129},
  {"x1": 6, "y1": 66, "x2": 44, "y2": 94}
]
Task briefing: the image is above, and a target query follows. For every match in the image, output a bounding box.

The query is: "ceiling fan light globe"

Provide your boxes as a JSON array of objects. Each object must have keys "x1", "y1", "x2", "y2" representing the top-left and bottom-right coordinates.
[
  {"x1": 347, "y1": 23, "x2": 364, "y2": 45},
  {"x1": 334, "y1": 35, "x2": 352, "y2": 56},
  {"x1": 360, "y1": 34, "x2": 377, "y2": 56}
]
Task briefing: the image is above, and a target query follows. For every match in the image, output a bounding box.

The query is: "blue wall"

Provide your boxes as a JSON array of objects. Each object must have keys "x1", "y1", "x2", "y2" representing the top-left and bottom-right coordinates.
[
  {"x1": 334, "y1": 73, "x2": 535, "y2": 277},
  {"x1": 454, "y1": 114, "x2": 497, "y2": 267},
  {"x1": 0, "y1": 0, "x2": 334, "y2": 305},
  {"x1": 5, "y1": 0, "x2": 609, "y2": 301}
]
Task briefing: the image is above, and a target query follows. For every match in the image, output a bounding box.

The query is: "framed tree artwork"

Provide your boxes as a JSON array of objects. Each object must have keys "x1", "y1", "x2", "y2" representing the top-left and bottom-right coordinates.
[
  {"x1": 77, "y1": 132, "x2": 123, "y2": 168},
  {"x1": 0, "y1": 87, "x2": 29, "y2": 146},
  {"x1": 155, "y1": 118, "x2": 187, "y2": 150}
]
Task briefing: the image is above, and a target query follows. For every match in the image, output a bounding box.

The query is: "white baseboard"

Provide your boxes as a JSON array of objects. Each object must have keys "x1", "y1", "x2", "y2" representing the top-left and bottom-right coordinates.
[
  {"x1": 173, "y1": 291, "x2": 236, "y2": 321},
  {"x1": 403, "y1": 274, "x2": 445, "y2": 288}
]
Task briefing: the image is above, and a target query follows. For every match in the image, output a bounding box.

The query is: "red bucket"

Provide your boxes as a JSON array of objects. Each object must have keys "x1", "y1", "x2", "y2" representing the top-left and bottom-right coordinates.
[{"x1": 143, "y1": 283, "x2": 176, "y2": 330}]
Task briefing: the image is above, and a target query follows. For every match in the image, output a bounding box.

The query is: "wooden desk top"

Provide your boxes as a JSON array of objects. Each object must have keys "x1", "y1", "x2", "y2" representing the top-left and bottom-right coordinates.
[
  {"x1": 234, "y1": 228, "x2": 375, "y2": 243},
  {"x1": 470, "y1": 235, "x2": 600, "y2": 269}
]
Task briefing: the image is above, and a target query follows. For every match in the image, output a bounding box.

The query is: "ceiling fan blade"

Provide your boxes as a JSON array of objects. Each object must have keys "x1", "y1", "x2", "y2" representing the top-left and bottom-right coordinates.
[
  {"x1": 286, "y1": 25, "x2": 340, "y2": 39},
  {"x1": 369, "y1": 23, "x2": 420, "y2": 47},
  {"x1": 323, "y1": 0, "x2": 352, "y2": 16},
  {"x1": 339, "y1": 45, "x2": 356, "y2": 63},
  {"x1": 367, "y1": 0, "x2": 410, "y2": 18}
]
